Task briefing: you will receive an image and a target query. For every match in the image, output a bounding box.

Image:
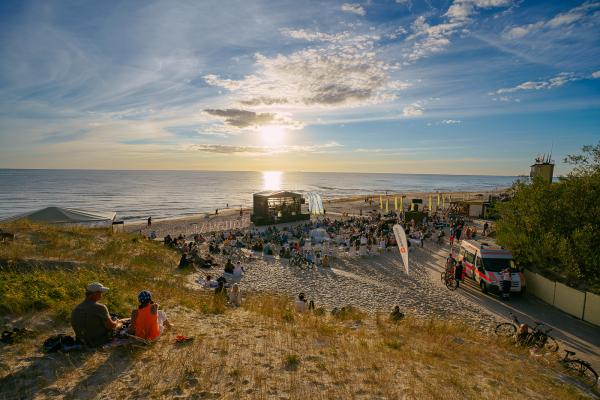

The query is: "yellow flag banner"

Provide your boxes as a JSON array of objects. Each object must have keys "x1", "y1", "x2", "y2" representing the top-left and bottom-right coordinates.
[
  {"x1": 400, "y1": 196, "x2": 403, "y2": 212},
  {"x1": 437, "y1": 193, "x2": 440, "y2": 208},
  {"x1": 394, "y1": 196, "x2": 398, "y2": 211},
  {"x1": 385, "y1": 198, "x2": 389, "y2": 213},
  {"x1": 379, "y1": 195, "x2": 383, "y2": 209},
  {"x1": 428, "y1": 195, "x2": 432, "y2": 212}
]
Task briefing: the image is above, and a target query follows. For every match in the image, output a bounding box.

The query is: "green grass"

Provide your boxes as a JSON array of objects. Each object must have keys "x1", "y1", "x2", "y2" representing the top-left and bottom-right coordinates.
[{"x1": 0, "y1": 221, "x2": 217, "y2": 320}]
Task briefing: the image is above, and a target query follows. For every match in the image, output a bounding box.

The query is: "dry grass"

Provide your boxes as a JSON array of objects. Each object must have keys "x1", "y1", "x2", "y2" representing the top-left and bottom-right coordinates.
[{"x1": 0, "y1": 224, "x2": 595, "y2": 399}]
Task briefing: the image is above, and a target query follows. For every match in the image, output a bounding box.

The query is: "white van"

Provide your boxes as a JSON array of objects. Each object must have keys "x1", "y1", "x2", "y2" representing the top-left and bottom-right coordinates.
[{"x1": 458, "y1": 240, "x2": 525, "y2": 294}]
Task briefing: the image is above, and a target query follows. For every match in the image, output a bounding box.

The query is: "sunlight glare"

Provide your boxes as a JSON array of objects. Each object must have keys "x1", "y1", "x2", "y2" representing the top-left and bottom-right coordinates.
[
  {"x1": 262, "y1": 170, "x2": 283, "y2": 191},
  {"x1": 259, "y1": 125, "x2": 286, "y2": 147}
]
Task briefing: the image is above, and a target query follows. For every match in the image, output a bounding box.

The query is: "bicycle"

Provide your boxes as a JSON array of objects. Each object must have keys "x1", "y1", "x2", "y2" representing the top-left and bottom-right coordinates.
[
  {"x1": 289, "y1": 252, "x2": 312, "y2": 269},
  {"x1": 560, "y1": 350, "x2": 598, "y2": 387},
  {"x1": 441, "y1": 269, "x2": 458, "y2": 290},
  {"x1": 495, "y1": 312, "x2": 559, "y2": 353}
]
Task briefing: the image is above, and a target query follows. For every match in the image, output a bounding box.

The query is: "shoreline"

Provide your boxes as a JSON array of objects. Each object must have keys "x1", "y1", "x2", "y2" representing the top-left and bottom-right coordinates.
[{"x1": 124, "y1": 188, "x2": 508, "y2": 236}]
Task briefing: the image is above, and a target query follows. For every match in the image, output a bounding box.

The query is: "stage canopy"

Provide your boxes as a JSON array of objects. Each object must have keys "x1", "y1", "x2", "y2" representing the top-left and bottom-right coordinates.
[{"x1": 0, "y1": 206, "x2": 116, "y2": 226}]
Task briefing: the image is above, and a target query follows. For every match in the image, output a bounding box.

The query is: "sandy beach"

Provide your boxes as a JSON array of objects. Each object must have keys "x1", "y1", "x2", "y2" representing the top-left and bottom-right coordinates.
[{"x1": 122, "y1": 189, "x2": 507, "y2": 330}]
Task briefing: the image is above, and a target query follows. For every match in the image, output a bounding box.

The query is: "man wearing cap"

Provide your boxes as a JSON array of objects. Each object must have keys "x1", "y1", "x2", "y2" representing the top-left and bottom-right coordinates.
[{"x1": 71, "y1": 282, "x2": 122, "y2": 347}]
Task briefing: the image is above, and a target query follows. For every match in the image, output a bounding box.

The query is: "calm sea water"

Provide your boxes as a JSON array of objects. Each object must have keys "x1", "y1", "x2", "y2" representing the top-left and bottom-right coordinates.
[{"x1": 0, "y1": 169, "x2": 517, "y2": 221}]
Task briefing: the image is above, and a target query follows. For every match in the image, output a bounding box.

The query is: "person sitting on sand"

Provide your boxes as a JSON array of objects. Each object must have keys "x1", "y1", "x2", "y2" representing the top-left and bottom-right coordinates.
[
  {"x1": 129, "y1": 290, "x2": 172, "y2": 340},
  {"x1": 71, "y1": 282, "x2": 123, "y2": 347},
  {"x1": 199, "y1": 274, "x2": 218, "y2": 289},
  {"x1": 390, "y1": 306, "x2": 405, "y2": 321},
  {"x1": 322, "y1": 254, "x2": 329, "y2": 268},
  {"x1": 295, "y1": 293, "x2": 307, "y2": 313},
  {"x1": 215, "y1": 279, "x2": 228, "y2": 297},
  {"x1": 178, "y1": 253, "x2": 189, "y2": 269},
  {"x1": 229, "y1": 283, "x2": 242, "y2": 307},
  {"x1": 224, "y1": 258, "x2": 234, "y2": 274}
]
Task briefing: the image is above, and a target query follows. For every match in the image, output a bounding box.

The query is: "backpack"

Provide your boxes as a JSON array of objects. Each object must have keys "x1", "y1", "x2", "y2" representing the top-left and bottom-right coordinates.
[{"x1": 43, "y1": 334, "x2": 78, "y2": 353}]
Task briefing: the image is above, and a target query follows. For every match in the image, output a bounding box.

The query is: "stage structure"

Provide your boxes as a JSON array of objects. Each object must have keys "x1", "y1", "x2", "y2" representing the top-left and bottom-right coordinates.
[{"x1": 251, "y1": 191, "x2": 310, "y2": 226}]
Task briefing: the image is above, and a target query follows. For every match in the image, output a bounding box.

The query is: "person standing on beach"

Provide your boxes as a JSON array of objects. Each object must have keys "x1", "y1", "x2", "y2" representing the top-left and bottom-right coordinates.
[
  {"x1": 501, "y1": 268, "x2": 511, "y2": 301},
  {"x1": 215, "y1": 208, "x2": 219, "y2": 215},
  {"x1": 147, "y1": 216, "x2": 151, "y2": 227},
  {"x1": 454, "y1": 261, "x2": 464, "y2": 288},
  {"x1": 483, "y1": 222, "x2": 489, "y2": 236}
]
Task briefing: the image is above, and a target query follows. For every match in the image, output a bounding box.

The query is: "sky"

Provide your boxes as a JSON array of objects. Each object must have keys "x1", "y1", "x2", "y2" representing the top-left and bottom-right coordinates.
[{"x1": 0, "y1": 0, "x2": 599, "y2": 176}]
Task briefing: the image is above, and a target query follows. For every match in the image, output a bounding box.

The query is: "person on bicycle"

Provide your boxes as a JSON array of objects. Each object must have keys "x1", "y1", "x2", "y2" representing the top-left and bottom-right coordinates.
[
  {"x1": 454, "y1": 260, "x2": 464, "y2": 288},
  {"x1": 445, "y1": 253, "x2": 456, "y2": 272}
]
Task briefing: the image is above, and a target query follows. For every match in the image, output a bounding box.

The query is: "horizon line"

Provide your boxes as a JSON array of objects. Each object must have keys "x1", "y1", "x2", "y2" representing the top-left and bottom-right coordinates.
[{"x1": 0, "y1": 167, "x2": 524, "y2": 178}]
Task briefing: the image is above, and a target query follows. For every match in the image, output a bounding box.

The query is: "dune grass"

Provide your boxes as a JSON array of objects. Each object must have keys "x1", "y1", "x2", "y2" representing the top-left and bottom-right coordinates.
[
  {"x1": 0, "y1": 223, "x2": 596, "y2": 399},
  {"x1": 0, "y1": 221, "x2": 221, "y2": 321}
]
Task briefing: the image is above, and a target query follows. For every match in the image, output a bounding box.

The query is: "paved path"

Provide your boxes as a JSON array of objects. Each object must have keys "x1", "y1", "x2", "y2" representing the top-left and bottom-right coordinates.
[{"x1": 425, "y1": 243, "x2": 600, "y2": 372}]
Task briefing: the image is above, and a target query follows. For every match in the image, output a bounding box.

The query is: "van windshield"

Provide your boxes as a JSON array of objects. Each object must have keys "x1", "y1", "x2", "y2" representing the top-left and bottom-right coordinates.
[{"x1": 482, "y1": 258, "x2": 516, "y2": 272}]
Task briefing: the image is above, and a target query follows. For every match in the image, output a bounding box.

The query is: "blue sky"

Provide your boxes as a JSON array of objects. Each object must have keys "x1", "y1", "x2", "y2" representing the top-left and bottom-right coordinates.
[{"x1": 0, "y1": 0, "x2": 598, "y2": 175}]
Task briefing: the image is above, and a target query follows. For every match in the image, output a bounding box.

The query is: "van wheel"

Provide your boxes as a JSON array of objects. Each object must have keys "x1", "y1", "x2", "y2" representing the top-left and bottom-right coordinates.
[{"x1": 480, "y1": 281, "x2": 488, "y2": 294}]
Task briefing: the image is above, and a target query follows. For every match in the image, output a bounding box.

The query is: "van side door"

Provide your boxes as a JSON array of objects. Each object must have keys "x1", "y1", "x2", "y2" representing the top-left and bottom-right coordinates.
[{"x1": 473, "y1": 256, "x2": 481, "y2": 279}]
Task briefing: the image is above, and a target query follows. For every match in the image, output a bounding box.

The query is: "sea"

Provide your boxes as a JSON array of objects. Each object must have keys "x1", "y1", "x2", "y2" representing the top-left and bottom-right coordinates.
[{"x1": 0, "y1": 169, "x2": 517, "y2": 222}]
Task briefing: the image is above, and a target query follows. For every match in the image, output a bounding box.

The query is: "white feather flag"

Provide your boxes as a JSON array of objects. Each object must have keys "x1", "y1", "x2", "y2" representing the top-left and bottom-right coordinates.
[{"x1": 393, "y1": 224, "x2": 409, "y2": 274}]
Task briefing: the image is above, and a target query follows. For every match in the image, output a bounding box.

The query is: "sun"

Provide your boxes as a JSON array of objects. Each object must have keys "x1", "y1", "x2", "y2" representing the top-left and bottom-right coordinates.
[{"x1": 259, "y1": 125, "x2": 286, "y2": 147}]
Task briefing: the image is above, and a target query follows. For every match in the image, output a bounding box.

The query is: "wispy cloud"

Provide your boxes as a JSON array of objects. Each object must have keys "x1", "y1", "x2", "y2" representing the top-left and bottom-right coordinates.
[
  {"x1": 191, "y1": 141, "x2": 342, "y2": 155},
  {"x1": 341, "y1": 3, "x2": 366, "y2": 16},
  {"x1": 404, "y1": 0, "x2": 513, "y2": 62},
  {"x1": 203, "y1": 108, "x2": 303, "y2": 131},
  {"x1": 203, "y1": 30, "x2": 406, "y2": 109},
  {"x1": 37, "y1": 129, "x2": 89, "y2": 144},
  {"x1": 493, "y1": 71, "x2": 598, "y2": 95},
  {"x1": 403, "y1": 103, "x2": 424, "y2": 117},
  {"x1": 504, "y1": 1, "x2": 600, "y2": 39}
]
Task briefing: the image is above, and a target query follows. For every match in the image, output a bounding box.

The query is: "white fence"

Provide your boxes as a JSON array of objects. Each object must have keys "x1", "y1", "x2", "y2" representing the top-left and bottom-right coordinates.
[{"x1": 524, "y1": 270, "x2": 600, "y2": 326}]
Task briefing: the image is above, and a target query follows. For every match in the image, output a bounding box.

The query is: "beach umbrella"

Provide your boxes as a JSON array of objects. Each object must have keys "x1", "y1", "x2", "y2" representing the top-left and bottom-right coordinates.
[{"x1": 394, "y1": 196, "x2": 398, "y2": 211}]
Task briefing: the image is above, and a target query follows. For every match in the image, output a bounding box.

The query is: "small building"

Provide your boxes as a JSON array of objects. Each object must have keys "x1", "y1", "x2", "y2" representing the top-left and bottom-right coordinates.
[
  {"x1": 530, "y1": 154, "x2": 554, "y2": 184},
  {"x1": 250, "y1": 191, "x2": 310, "y2": 226},
  {"x1": 449, "y1": 199, "x2": 491, "y2": 218}
]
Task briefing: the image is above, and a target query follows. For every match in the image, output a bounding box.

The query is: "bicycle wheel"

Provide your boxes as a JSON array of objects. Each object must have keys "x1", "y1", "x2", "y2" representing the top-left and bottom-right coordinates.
[
  {"x1": 544, "y1": 336, "x2": 559, "y2": 353},
  {"x1": 445, "y1": 277, "x2": 458, "y2": 291},
  {"x1": 495, "y1": 323, "x2": 517, "y2": 337},
  {"x1": 563, "y1": 360, "x2": 599, "y2": 386}
]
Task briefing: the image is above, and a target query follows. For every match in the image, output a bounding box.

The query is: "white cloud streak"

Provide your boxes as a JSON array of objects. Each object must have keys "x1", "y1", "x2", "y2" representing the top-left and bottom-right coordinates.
[
  {"x1": 504, "y1": 1, "x2": 600, "y2": 39},
  {"x1": 191, "y1": 141, "x2": 342, "y2": 155},
  {"x1": 403, "y1": 103, "x2": 424, "y2": 117},
  {"x1": 493, "y1": 72, "x2": 592, "y2": 95},
  {"x1": 405, "y1": 0, "x2": 512, "y2": 62},
  {"x1": 341, "y1": 3, "x2": 366, "y2": 16}
]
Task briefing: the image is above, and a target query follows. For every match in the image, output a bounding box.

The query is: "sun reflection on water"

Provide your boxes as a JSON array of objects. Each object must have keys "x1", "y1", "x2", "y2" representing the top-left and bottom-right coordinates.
[{"x1": 262, "y1": 171, "x2": 283, "y2": 191}]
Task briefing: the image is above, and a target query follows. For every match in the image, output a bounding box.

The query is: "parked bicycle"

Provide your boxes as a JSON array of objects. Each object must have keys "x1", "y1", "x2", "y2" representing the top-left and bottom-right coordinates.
[
  {"x1": 560, "y1": 350, "x2": 598, "y2": 387},
  {"x1": 495, "y1": 312, "x2": 559, "y2": 353},
  {"x1": 289, "y1": 252, "x2": 312, "y2": 269}
]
